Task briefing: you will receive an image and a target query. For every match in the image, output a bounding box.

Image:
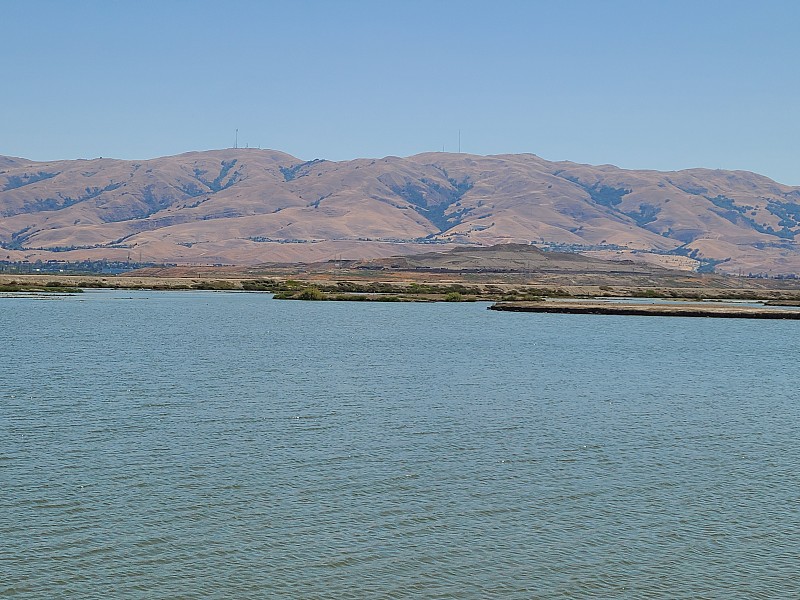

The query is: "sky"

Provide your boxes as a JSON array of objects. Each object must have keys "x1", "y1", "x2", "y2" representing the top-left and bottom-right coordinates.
[{"x1": 2, "y1": 0, "x2": 798, "y2": 184}]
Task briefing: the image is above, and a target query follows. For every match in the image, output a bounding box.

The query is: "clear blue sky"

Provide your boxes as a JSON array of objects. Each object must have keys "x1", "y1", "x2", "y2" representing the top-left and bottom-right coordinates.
[{"x1": 2, "y1": 0, "x2": 798, "y2": 184}]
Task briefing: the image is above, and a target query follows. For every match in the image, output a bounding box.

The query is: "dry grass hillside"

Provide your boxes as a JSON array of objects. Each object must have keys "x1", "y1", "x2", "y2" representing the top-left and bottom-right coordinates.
[{"x1": 2, "y1": 149, "x2": 799, "y2": 274}]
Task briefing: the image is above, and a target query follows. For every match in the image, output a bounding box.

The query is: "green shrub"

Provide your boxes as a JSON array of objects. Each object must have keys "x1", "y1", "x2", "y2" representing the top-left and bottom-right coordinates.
[
  {"x1": 242, "y1": 279, "x2": 276, "y2": 291},
  {"x1": 540, "y1": 287, "x2": 572, "y2": 297},
  {"x1": 297, "y1": 287, "x2": 325, "y2": 300},
  {"x1": 272, "y1": 291, "x2": 296, "y2": 299},
  {"x1": 631, "y1": 289, "x2": 661, "y2": 298},
  {"x1": 192, "y1": 280, "x2": 236, "y2": 290}
]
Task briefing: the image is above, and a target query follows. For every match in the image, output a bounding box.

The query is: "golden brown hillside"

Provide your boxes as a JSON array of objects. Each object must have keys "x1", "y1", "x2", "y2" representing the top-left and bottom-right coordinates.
[{"x1": 2, "y1": 149, "x2": 799, "y2": 274}]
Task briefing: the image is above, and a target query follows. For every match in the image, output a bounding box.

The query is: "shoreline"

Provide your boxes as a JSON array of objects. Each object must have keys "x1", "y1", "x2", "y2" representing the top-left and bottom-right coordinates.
[{"x1": 4, "y1": 273, "x2": 800, "y2": 309}]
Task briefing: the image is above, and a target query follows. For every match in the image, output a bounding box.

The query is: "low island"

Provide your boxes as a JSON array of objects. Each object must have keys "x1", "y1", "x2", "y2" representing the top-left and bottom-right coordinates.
[{"x1": 489, "y1": 300, "x2": 800, "y2": 319}]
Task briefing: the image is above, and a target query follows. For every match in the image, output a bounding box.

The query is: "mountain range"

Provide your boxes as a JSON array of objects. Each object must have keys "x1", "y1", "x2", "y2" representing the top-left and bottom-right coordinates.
[{"x1": 2, "y1": 149, "x2": 799, "y2": 274}]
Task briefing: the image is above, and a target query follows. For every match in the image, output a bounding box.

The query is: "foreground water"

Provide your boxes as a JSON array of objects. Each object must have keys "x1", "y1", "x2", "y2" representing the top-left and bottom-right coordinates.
[{"x1": 2, "y1": 290, "x2": 799, "y2": 598}]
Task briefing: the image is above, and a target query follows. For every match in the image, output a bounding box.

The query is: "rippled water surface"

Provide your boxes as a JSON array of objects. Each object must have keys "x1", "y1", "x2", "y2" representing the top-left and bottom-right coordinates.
[{"x1": 2, "y1": 290, "x2": 799, "y2": 598}]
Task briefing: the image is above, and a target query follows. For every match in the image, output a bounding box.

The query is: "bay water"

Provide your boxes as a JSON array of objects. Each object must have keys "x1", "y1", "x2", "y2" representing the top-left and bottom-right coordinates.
[{"x1": 2, "y1": 290, "x2": 799, "y2": 598}]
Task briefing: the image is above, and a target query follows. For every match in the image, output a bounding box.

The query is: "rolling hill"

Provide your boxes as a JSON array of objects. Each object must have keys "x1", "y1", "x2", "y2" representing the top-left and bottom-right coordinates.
[{"x1": 2, "y1": 149, "x2": 799, "y2": 274}]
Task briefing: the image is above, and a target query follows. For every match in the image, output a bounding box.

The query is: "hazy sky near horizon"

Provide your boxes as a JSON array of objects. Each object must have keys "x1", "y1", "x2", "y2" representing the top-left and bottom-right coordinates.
[{"x1": 2, "y1": 0, "x2": 798, "y2": 184}]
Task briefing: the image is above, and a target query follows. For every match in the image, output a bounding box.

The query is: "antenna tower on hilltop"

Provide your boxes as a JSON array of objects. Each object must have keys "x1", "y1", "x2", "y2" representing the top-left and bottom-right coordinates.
[{"x1": 234, "y1": 129, "x2": 238, "y2": 149}]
